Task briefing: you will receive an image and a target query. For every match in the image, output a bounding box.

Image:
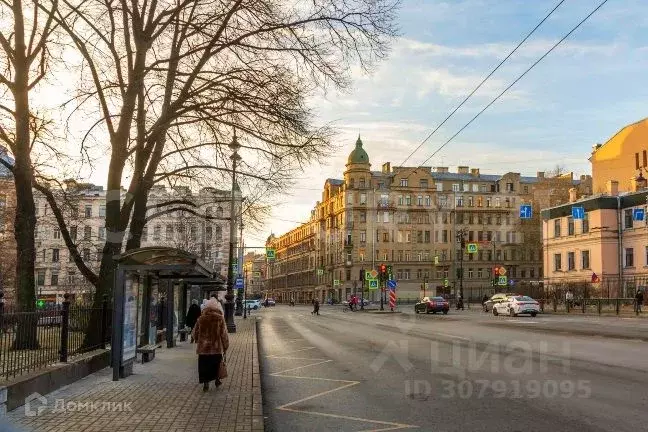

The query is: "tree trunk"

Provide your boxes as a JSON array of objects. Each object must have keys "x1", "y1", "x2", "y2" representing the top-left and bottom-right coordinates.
[
  {"x1": 125, "y1": 185, "x2": 150, "y2": 251},
  {"x1": 11, "y1": 0, "x2": 39, "y2": 349}
]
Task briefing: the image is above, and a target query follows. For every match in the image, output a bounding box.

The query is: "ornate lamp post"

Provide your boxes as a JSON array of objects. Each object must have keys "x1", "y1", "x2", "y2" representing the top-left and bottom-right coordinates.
[{"x1": 225, "y1": 130, "x2": 241, "y2": 333}]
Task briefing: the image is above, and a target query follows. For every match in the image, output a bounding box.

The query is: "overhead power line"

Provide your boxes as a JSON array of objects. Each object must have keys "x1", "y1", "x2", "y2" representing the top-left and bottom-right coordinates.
[
  {"x1": 397, "y1": 0, "x2": 567, "y2": 168},
  {"x1": 409, "y1": 0, "x2": 609, "y2": 178}
]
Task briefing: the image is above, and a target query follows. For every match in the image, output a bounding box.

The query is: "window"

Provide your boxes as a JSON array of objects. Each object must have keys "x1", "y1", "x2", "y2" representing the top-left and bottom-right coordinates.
[
  {"x1": 625, "y1": 248, "x2": 634, "y2": 268},
  {"x1": 554, "y1": 253, "x2": 562, "y2": 271},
  {"x1": 84, "y1": 205, "x2": 92, "y2": 218},
  {"x1": 582, "y1": 250, "x2": 590, "y2": 269},
  {"x1": 405, "y1": 195, "x2": 411, "y2": 206},
  {"x1": 70, "y1": 226, "x2": 77, "y2": 241},
  {"x1": 99, "y1": 205, "x2": 106, "y2": 217},
  {"x1": 436, "y1": 183, "x2": 443, "y2": 192},
  {"x1": 400, "y1": 178, "x2": 408, "y2": 187},
  {"x1": 359, "y1": 178, "x2": 366, "y2": 189},
  {"x1": 644, "y1": 150, "x2": 647, "y2": 167},
  {"x1": 36, "y1": 270, "x2": 45, "y2": 286},
  {"x1": 51, "y1": 273, "x2": 58, "y2": 286},
  {"x1": 625, "y1": 209, "x2": 633, "y2": 229},
  {"x1": 52, "y1": 249, "x2": 59, "y2": 262},
  {"x1": 452, "y1": 184, "x2": 460, "y2": 192},
  {"x1": 468, "y1": 269, "x2": 474, "y2": 278},
  {"x1": 455, "y1": 196, "x2": 463, "y2": 207},
  {"x1": 68, "y1": 271, "x2": 76, "y2": 284},
  {"x1": 153, "y1": 225, "x2": 161, "y2": 241},
  {"x1": 582, "y1": 213, "x2": 589, "y2": 233},
  {"x1": 216, "y1": 225, "x2": 223, "y2": 240},
  {"x1": 360, "y1": 231, "x2": 366, "y2": 242},
  {"x1": 636, "y1": 152, "x2": 640, "y2": 170},
  {"x1": 347, "y1": 193, "x2": 353, "y2": 204},
  {"x1": 206, "y1": 226, "x2": 213, "y2": 241},
  {"x1": 84, "y1": 226, "x2": 92, "y2": 240},
  {"x1": 424, "y1": 196, "x2": 431, "y2": 206},
  {"x1": 166, "y1": 225, "x2": 174, "y2": 240},
  {"x1": 216, "y1": 207, "x2": 224, "y2": 218},
  {"x1": 495, "y1": 198, "x2": 500, "y2": 208},
  {"x1": 568, "y1": 217, "x2": 574, "y2": 235},
  {"x1": 420, "y1": 179, "x2": 428, "y2": 188},
  {"x1": 554, "y1": 219, "x2": 561, "y2": 237},
  {"x1": 486, "y1": 198, "x2": 491, "y2": 207},
  {"x1": 383, "y1": 211, "x2": 389, "y2": 223},
  {"x1": 467, "y1": 196, "x2": 474, "y2": 207},
  {"x1": 360, "y1": 193, "x2": 366, "y2": 204},
  {"x1": 53, "y1": 228, "x2": 61, "y2": 240},
  {"x1": 417, "y1": 196, "x2": 423, "y2": 206},
  {"x1": 463, "y1": 183, "x2": 469, "y2": 192},
  {"x1": 506, "y1": 182, "x2": 514, "y2": 192},
  {"x1": 567, "y1": 252, "x2": 575, "y2": 270},
  {"x1": 83, "y1": 248, "x2": 90, "y2": 261},
  {"x1": 383, "y1": 232, "x2": 389, "y2": 242},
  {"x1": 142, "y1": 227, "x2": 148, "y2": 242},
  {"x1": 99, "y1": 227, "x2": 106, "y2": 240}
]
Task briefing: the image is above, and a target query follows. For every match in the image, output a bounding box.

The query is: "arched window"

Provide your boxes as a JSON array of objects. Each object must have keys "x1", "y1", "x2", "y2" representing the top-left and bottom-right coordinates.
[
  {"x1": 216, "y1": 206, "x2": 224, "y2": 218},
  {"x1": 215, "y1": 225, "x2": 222, "y2": 240},
  {"x1": 206, "y1": 207, "x2": 213, "y2": 217}
]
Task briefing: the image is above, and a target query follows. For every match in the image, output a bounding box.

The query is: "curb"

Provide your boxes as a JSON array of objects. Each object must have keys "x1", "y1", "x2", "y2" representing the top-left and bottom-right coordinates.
[{"x1": 252, "y1": 317, "x2": 264, "y2": 432}]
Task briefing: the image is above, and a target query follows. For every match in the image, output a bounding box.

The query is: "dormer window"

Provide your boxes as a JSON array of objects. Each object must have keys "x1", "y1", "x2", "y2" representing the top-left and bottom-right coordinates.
[{"x1": 359, "y1": 178, "x2": 366, "y2": 189}]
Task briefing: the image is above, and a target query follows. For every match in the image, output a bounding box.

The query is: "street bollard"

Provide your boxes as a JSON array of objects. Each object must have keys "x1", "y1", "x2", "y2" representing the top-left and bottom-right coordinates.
[
  {"x1": 615, "y1": 298, "x2": 620, "y2": 315},
  {"x1": 582, "y1": 299, "x2": 586, "y2": 314},
  {"x1": 59, "y1": 294, "x2": 70, "y2": 363}
]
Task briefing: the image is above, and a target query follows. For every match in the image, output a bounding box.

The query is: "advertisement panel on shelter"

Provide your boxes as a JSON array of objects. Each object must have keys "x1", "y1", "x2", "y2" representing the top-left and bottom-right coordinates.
[{"x1": 122, "y1": 276, "x2": 138, "y2": 361}]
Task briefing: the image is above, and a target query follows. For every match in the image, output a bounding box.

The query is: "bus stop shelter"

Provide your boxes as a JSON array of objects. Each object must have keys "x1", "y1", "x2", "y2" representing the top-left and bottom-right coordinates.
[{"x1": 111, "y1": 247, "x2": 225, "y2": 381}]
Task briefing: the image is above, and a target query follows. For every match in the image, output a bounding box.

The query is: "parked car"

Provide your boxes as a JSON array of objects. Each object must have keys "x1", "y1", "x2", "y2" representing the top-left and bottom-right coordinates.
[
  {"x1": 244, "y1": 299, "x2": 261, "y2": 310},
  {"x1": 264, "y1": 298, "x2": 276, "y2": 306},
  {"x1": 493, "y1": 295, "x2": 540, "y2": 317},
  {"x1": 415, "y1": 296, "x2": 449, "y2": 314},
  {"x1": 483, "y1": 293, "x2": 518, "y2": 312}
]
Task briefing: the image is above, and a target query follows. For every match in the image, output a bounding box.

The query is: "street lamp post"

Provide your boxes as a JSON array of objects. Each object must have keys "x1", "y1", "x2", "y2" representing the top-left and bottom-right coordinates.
[
  {"x1": 225, "y1": 129, "x2": 241, "y2": 333},
  {"x1": 456, "y1": 229, "x2": 466, "y2": 301},
  {"x1": 243, "y1": 268, "x2": 248, "y2": 319}
]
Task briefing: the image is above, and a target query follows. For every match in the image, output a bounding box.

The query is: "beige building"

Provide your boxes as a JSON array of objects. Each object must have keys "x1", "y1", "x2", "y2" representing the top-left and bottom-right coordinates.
[
  {"x1": 265, "y1": 137, "x2": 590, "y2": 303},
  {"x1": 33, "y1": 182, "x2": 238, "y2": 303},
  {"x1": 542, "y1": 178, "x2": 648, "y2": 298},
  {"x1": 242, "y1": 252, "x2": 265, "y2": 297},
  {"x1": 0, "y1": 146, "x2": 16, "y2": 302}
]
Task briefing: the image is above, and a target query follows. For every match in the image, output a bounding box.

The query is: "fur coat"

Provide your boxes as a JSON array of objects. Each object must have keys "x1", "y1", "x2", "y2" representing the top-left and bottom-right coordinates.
[{"x1": 192, "y1": 309, "x2": 229, "y2": 355}]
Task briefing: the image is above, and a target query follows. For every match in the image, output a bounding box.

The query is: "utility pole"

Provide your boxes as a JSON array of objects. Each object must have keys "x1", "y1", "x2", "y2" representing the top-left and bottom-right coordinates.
[
  {"x1": 456, "y1": 228, "x2": 466, "y2": 301},
  {"x1": 225, "y1": 130, "x2": 241, "y2": 333}
]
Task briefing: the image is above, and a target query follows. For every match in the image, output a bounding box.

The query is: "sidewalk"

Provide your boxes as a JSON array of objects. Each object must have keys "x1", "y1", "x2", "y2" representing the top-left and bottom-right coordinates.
[{"x1": 4, "y1": 317, "x2": 263, "y2": 432}]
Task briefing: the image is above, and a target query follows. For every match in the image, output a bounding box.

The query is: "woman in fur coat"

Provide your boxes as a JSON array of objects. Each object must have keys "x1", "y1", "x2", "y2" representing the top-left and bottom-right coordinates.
[{"x1": 192, "y1": 298, "x2": 229, "y2": 391}]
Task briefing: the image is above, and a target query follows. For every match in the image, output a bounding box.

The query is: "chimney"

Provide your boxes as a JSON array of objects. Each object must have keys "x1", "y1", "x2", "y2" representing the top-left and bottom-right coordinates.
[
  {"x1": 470, "y1": 168, "x2": 480, "y2": 176},
  {"x1": 569, "y1": 188, "x2": 577, "y2": 203},
  {"x1": 632, "y1": 173, "x2": 647, "y2": 192},
  {"x1": 382, "y1": 162, "x2": 391, "y2": 173},
  {"x1": 606, "y1": 180, "x2": 619, "y2": 196},
  {"x1": 537, "y1": 171, "x2": 545, "y2": 179},
  {"x1": 457, "y1": 166, "x2": 469, "y2": 174},
  {"x1": 435, "y1": 167, "x2": 449, "y2": 173}
]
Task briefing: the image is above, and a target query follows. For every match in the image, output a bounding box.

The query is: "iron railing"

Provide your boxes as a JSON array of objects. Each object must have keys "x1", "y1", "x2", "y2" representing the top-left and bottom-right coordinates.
[{"x1": 0, "y1": 294, "x2": 111, "y2": 381}]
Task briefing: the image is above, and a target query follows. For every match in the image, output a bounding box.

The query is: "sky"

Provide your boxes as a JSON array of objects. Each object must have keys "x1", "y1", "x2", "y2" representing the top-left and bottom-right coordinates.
[{"x1": 246, "y1": 0, "x2": 648, "y2": 246}]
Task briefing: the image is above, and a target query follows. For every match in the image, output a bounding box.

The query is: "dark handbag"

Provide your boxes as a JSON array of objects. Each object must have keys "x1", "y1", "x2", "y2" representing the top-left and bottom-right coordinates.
[{"x1": 219, "y1": 353, "x2": 228, "y2": 379}]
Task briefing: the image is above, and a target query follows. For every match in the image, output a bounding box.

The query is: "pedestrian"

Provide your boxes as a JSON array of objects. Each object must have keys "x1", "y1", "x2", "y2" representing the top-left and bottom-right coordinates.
[
  {"x1": 185, "y1": 300, "x2": 201, "y2": 343},
  {"x1": 456, "y1": 295, "x2": 464, "y2": 310},
  {"x1": 200, "y1": 298, "x2": 208, "y2": 312},
  {"x1": 192, "y1": 298, "x2": 229, "y2": 392},
  {"x1": 482, "y1": 294, "x2": 489, "y2": 312},
  {"x1": 312, "y1": 298, "x2": 320, "y2": 316},
  {"x1": 636, "y1": 290, "x2": 644, "y2": 314}
]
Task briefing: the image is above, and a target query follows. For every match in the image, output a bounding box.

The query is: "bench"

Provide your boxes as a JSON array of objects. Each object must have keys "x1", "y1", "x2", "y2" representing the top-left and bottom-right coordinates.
[{"x1": 136, "y1": 345, "x2": 157, "y2": 364}]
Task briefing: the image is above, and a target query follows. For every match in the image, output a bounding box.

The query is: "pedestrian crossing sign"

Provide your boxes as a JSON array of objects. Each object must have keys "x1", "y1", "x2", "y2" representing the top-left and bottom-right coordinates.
[
  {"x1": 498, "y1": 276, "x2": 507, "y2": 286},
  {"x1": 466, "y1": 243, "x2": 478, "y2": 254},
  {"x1": 368, "y1": 279, "x2": 379, "y2": 290},
  {"x1": 266, "y1": 248, "x2": 276, "y2": 259}
]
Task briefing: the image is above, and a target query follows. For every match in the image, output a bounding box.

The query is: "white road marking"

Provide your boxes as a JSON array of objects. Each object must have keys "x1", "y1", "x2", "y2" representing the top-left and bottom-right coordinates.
[{"x1": 267, "y1": 346, "x2": 418, "y2": 431}]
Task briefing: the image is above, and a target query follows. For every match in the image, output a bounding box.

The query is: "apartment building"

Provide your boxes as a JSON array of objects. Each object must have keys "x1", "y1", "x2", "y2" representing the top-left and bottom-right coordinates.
[
  {"x1": 0, "y1": 146, "x2": 16, "y2": 301},
  {"x1": 242, "y1": 252, "x2": 266, "y2": 296},
  {"x1": 265, "y1": 137, "x2": 590, "y2": 303},
  {"x1": 542, "y1": 176, "x2": 648, "y2": 298},
  {"x1": 33, "y1": 182, "x2": 239, "y2": 302}
]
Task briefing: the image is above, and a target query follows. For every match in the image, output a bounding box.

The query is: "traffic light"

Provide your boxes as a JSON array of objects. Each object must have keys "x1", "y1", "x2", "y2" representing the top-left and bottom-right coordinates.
[
  {"x1": 387, "y1": 265, "x2": 393, "y2": 280},
  {"x1": 380, "y1": 264, "x2": 386, "y2": 274},
  {"x1": 460, "y1": 237, "x2": 466, "y2": 249},
  {"x1": 359, "y1": 269, "x2": 365, "y2": 281},
  {"x1": 379, "y1": 264, "x2": 387, "y2": 281}
]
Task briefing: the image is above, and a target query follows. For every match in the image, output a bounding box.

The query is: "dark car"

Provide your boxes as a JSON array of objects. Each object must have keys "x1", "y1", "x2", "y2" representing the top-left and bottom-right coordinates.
[{"x1": 415, "y1": 296, "x2": 449, "y2": 314}]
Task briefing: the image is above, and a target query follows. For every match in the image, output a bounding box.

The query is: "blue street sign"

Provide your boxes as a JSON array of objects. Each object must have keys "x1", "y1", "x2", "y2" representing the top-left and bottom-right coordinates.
[
  {"x1": 235, "y1": 278, "x2": 244, "y2": 289},
  {"x1": 387, "y1": 280, "x2": 397, "y2": 289},
  {"x1": 633, "y1": 208, "x2": 645, "y2": 221},
  {"x1": 509, "y1": 279, "x2": 515, "y2": 286},
  {"x1": 571, "y1": 206, "x2": 585, "y2": 220},
  {"x1": 519, "y1": 204, "x2": 532, "y2": 219}
]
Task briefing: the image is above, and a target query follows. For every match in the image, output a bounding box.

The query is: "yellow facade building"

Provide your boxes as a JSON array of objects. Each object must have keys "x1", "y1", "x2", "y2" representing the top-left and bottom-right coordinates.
[{"x1": 590, "y1": 117, "x2": 648, "y2": 193}]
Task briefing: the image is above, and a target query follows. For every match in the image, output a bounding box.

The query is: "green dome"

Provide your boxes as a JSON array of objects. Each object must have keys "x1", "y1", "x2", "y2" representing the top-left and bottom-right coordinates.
[{"x1": 347, "y1": 135, "x2": 369, "y2": 165}]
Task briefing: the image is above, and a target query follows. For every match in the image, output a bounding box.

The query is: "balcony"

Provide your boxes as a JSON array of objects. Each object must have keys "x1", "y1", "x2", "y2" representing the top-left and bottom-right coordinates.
[{"x1": 344, "y1": 240, "x2": 353, "y2": 249}]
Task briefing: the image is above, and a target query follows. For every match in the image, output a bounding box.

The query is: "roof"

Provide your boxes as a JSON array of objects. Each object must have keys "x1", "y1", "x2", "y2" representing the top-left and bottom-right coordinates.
[
  {"x1": 115, "y1": 246, "x2": 223, "y2": 283},
  {"x1": 541, "y1": 189, "x2": 648, "y2": 219},
  {"x1": 591, "y1": 117, "x2": 648, "y2": 157},
  {"x1": 429, "y1": 172, "x2": 501, "y2": 182},
  {"x1": 347, "y1": 135, "x2": 370, "y2": 165},
  {"x1": 326, "y1": 178, "x2": 344, "y2": 186}
]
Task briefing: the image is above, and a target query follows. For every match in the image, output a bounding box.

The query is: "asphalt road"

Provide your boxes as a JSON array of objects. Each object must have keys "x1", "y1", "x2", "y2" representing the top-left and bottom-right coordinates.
[{"x1": 259, "y1": 305, "x2": 648, "y2": 432}]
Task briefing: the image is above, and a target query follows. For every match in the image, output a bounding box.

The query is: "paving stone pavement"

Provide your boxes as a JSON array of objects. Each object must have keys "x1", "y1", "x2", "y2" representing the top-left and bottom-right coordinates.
[{"x1": 4, "y1": 317, "x2": 263, "y2": 432}]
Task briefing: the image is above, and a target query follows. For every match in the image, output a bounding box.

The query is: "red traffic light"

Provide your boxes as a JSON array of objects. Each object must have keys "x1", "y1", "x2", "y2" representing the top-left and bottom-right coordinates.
[{"x1": 380, "y1": 264, "x2": 386, "y2": 273}]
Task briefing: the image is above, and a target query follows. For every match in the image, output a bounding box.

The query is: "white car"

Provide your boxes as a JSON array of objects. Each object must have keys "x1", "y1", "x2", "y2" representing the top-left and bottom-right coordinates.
[
  {"x1": 493, "y1": 295, "x2": 540, "y2": 317},
  {"x1": 244, "y1": 299, "x2": 261, "y2": 310}
]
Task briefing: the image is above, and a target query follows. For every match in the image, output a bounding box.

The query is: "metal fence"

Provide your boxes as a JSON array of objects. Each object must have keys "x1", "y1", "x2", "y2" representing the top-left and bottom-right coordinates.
[{"x1": 0, "y1": 295, "x2": 111, "y2": 381}]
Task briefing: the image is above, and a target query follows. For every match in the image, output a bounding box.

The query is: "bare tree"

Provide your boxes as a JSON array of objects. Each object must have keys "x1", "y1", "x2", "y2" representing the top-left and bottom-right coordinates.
[{"x1": 0, "y1": 0, "x2": 59, "y2": 347}]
